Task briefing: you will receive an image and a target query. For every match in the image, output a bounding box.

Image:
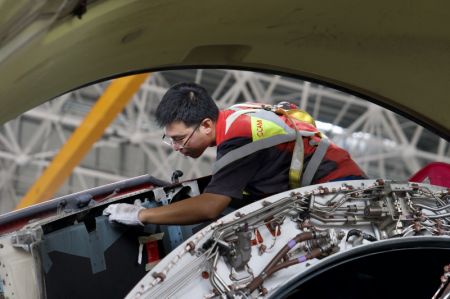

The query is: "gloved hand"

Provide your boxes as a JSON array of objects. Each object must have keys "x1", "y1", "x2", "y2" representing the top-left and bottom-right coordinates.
[{"x1": 103, "y1": 203, "x2": 145, "y2": 226}]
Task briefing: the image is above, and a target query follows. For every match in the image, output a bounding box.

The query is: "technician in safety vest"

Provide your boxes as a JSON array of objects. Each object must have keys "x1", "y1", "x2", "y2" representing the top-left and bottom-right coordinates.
[{"x1": 103, "y1": 83, "x2": 366, "y2": 225}]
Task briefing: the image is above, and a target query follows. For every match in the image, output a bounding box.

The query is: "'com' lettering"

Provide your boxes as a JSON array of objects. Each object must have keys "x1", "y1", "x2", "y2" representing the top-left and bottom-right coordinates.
[{"x1": 256, "y1": 119, "x2": 264, "y2": 137}]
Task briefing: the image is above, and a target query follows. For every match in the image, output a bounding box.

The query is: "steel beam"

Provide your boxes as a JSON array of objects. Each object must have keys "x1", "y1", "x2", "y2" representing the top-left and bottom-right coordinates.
[{"x1": 16, "y1": 73, "x2": 149, "y2": 209}]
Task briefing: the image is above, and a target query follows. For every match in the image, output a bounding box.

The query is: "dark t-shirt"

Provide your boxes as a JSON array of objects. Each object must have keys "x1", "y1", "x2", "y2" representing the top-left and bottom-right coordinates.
[{"x1": 204, "y1": 137, "x2": 292, "y2": 202}]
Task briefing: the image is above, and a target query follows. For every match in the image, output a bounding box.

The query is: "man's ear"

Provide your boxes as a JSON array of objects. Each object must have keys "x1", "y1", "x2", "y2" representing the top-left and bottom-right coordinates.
[{"x1": 200, "y1": 118, "x2": 214, "y2": 134}]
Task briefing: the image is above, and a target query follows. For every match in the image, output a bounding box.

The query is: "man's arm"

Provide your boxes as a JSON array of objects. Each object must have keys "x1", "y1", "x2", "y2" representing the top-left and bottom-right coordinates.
[{"x1": 138, "y1": 192, "x2": 231, "y2": 225}]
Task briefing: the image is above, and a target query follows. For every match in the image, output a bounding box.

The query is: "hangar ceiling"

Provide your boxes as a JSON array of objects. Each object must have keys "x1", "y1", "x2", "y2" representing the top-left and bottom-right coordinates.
[{"x1": 0, "y1": 69, "x2": 448, "y2": 213}]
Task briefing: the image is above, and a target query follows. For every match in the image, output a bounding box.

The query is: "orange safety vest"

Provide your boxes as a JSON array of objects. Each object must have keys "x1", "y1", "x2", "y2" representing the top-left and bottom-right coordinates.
[{"x1": 213, "y1": 103, "x2": 366, "y2": 187}]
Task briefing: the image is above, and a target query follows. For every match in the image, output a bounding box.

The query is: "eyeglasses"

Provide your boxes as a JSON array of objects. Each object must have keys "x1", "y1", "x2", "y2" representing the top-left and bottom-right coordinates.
[{"x1": 162, "y1": 123, "x2": 200, "y2": 149}]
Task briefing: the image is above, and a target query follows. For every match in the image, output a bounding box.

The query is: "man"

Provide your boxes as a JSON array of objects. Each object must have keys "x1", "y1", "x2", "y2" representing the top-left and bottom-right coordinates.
[{"x1": 104, "y1": 82, "x2": 366, "y2": 225}]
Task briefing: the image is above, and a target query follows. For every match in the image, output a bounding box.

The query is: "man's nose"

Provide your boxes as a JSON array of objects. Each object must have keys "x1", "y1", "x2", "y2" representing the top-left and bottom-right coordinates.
[{"x1": 172, "y1": 143, "x2": 182, "y2": 151}]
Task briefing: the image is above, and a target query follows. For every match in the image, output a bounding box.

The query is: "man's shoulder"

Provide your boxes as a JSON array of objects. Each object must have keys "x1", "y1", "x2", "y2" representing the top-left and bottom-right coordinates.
[{"x1": 216, "y1": 110, "x2": 253, "y2": 145}]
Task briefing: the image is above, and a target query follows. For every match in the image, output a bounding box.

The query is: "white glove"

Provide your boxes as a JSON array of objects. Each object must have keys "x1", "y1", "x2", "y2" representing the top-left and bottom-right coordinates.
[{"x1": 103, "y1": 203, "x2": 145, "y2": 226}]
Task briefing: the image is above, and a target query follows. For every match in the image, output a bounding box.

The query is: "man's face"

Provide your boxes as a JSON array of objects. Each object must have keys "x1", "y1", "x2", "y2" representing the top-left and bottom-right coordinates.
[{"x1": 163, "y1": 121, "x2": 212, "y2": 158}]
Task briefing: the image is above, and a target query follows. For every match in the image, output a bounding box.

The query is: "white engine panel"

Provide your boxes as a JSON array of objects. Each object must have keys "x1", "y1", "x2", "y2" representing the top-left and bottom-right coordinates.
[{"x1": 126, "y1": 180, "x2": 450, "y2": 299}]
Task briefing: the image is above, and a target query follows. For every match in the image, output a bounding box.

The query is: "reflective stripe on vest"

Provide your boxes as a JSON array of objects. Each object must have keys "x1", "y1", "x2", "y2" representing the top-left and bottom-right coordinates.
[
  {"x1": 289, "y1": 132, "x2": 304, "y2": 188},
  {"x1": 213, "y1": 133, "x2": 297, "y2": 174},
  {"x1": 301, "y1": 137, "x2": 330, "y2": 186}
]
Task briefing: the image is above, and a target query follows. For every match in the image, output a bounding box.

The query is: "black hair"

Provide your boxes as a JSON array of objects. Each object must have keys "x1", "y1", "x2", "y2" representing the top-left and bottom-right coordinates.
[{"x1": 155, "y1": 82, "x2": 219, "y2": 127}]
